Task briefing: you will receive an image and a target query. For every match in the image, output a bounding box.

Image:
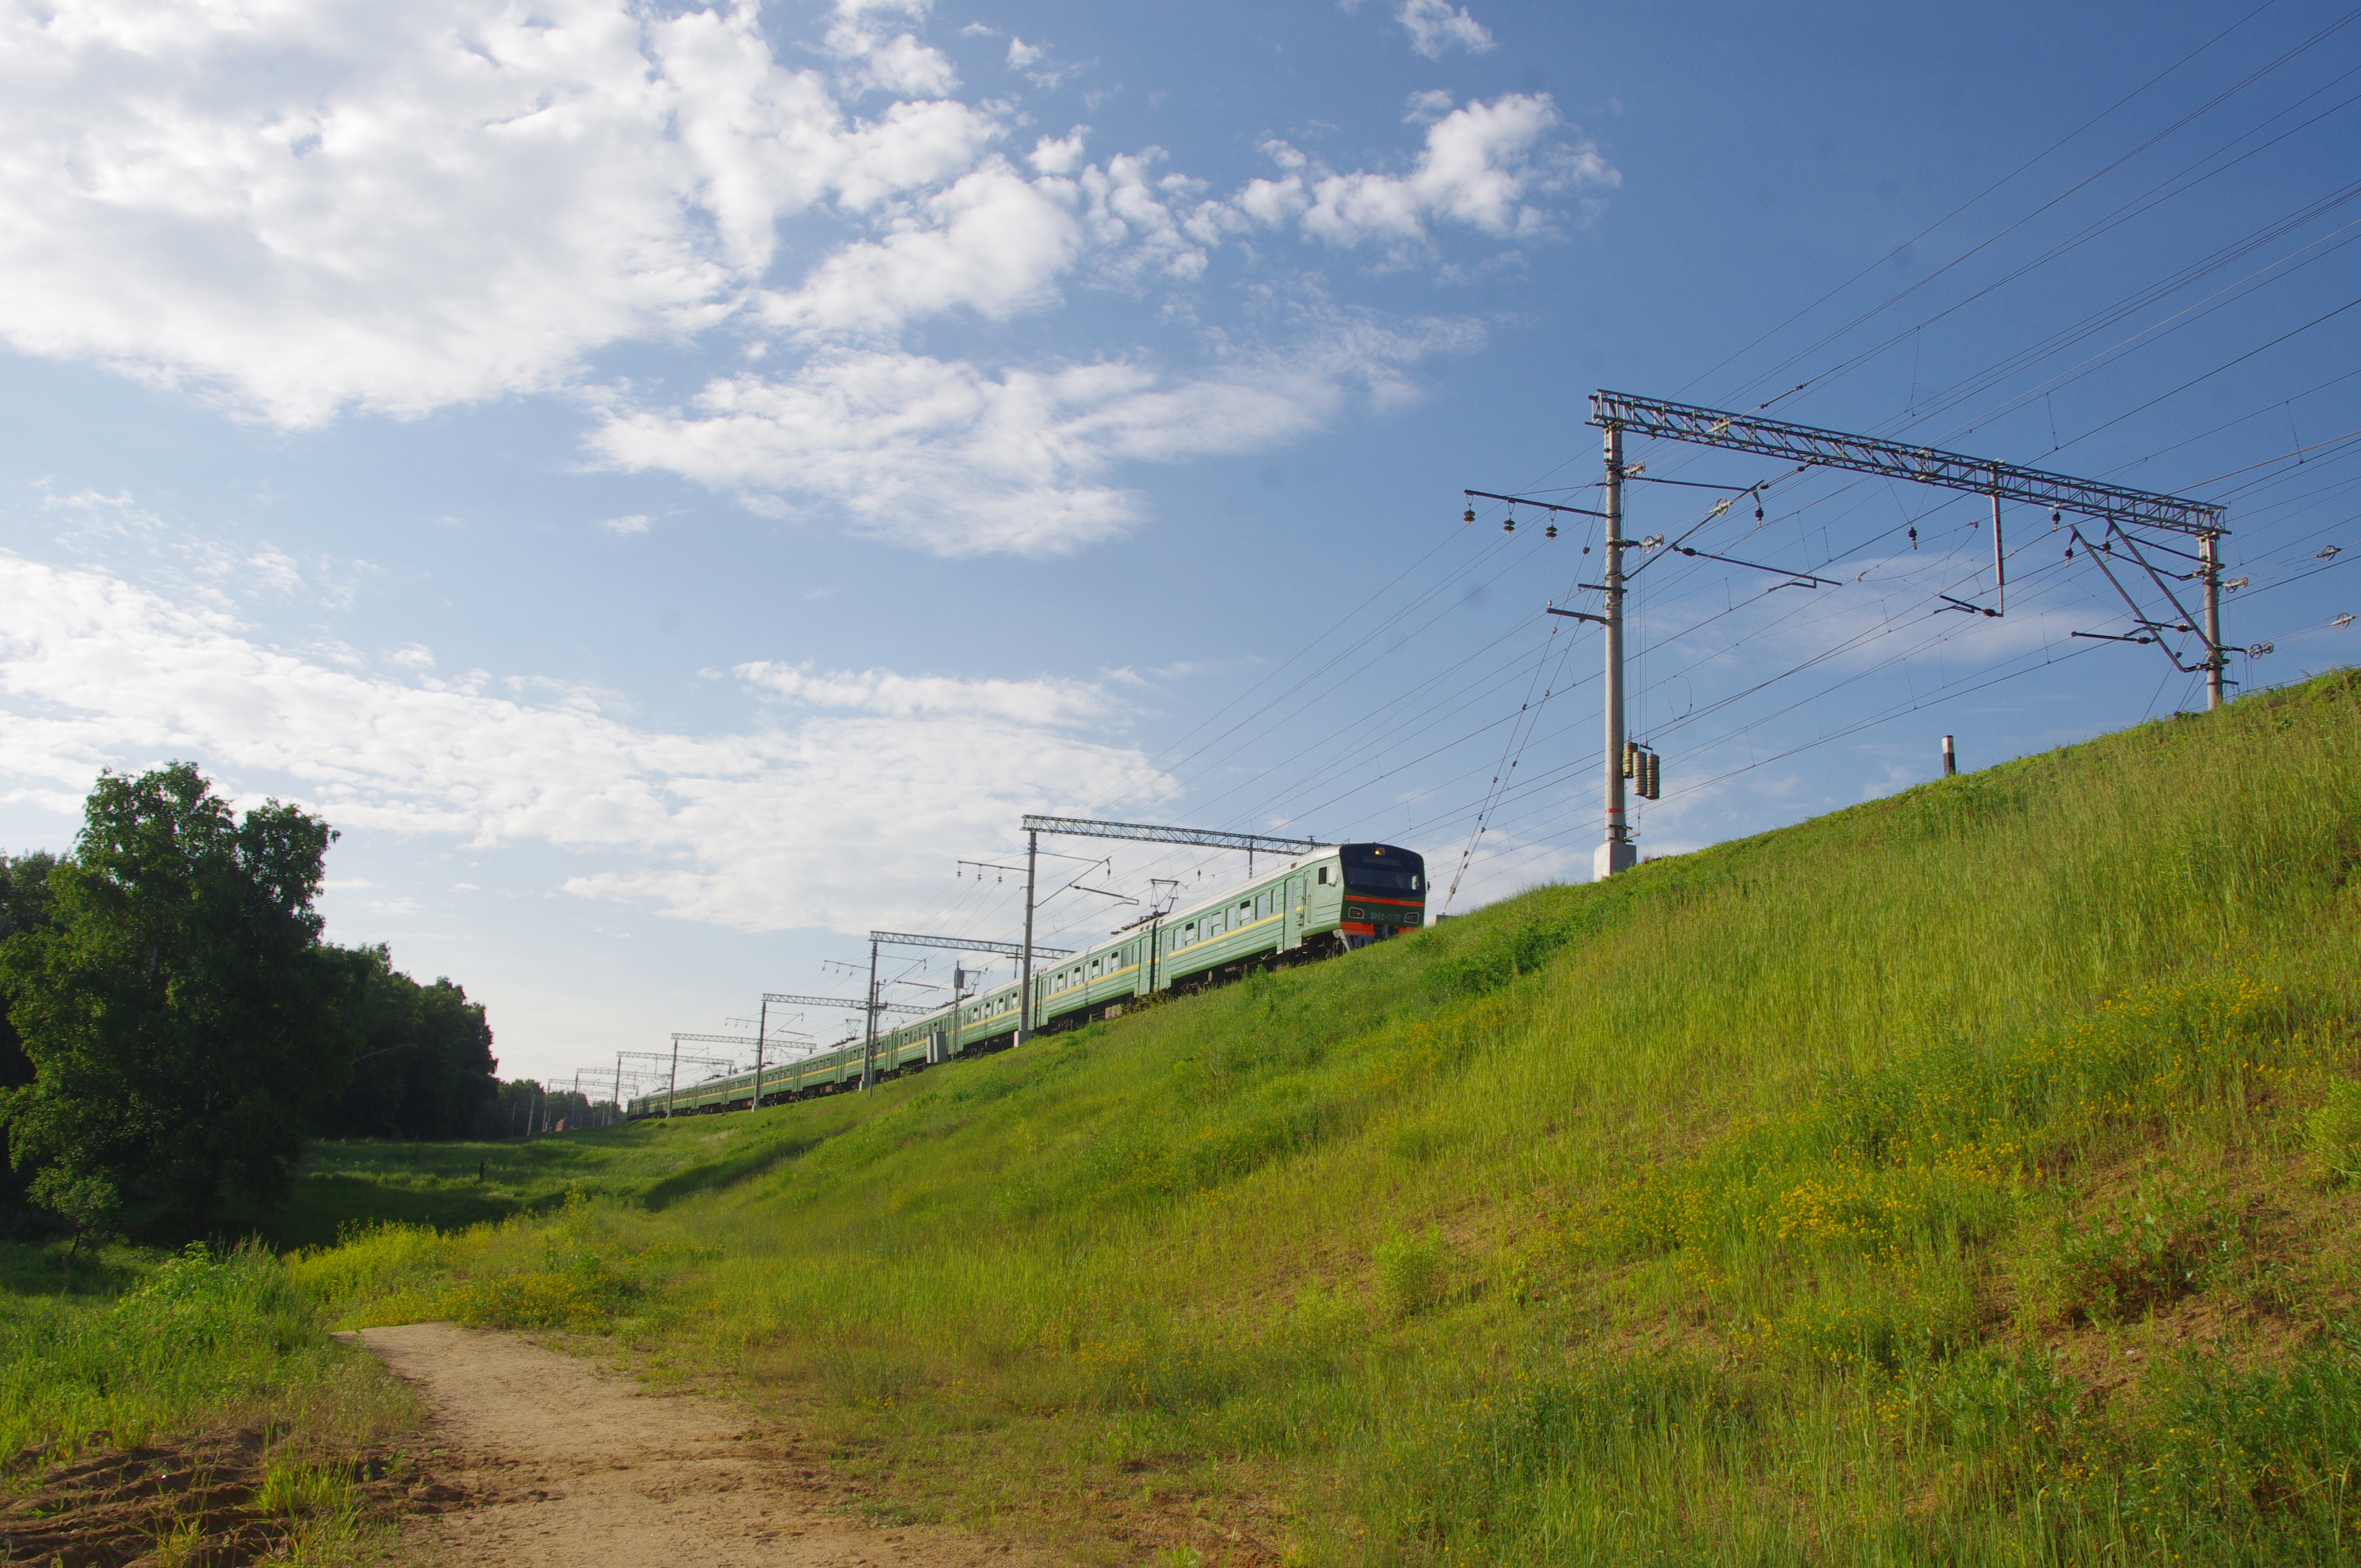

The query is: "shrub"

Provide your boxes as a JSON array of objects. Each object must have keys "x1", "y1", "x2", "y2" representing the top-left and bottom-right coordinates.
[
  {"x1": 2019, "y1": 1172, "x2": 2238, "y2": 1327},
  {"x1": 1374, "y1": 1229, "x2": 1448, "y2": 1321},
  {"x1": 2304, "y1": 1078, "x2": 2361, "y2": 1183}
]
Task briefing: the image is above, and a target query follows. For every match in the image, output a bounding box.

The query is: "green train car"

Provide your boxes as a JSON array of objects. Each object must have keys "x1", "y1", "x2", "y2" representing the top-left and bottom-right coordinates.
[{"x1": 626, "y1": 842, "x2": 1425, "y2": 1118}]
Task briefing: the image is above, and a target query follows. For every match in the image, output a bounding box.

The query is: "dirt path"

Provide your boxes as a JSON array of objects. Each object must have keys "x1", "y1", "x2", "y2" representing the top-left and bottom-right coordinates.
[{"x1": 356, "y1": 1324, "x2": 1064, "y2": 1568}]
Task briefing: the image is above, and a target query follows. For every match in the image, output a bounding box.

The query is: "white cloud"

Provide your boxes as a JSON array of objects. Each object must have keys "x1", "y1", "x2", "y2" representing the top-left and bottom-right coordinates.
[
  {"x1": 589, "y1": 312, "x2": 1481, "y2": 556},
  {"x1": 246, "y1": 549, "x2": 304, "y2": 595},
  {"x1": 1403, "y1": 89, "x2": 1457, "y2": 124},
  {"x1": 0, "y1": 0, "x2": 988, "y2": 426},
  {"x1": 2, "y1": 4, "x2": 1615, "y2": 557},
  {"x1": 599, "y1": 514, "x2": 653, "y2": 536},
  {"x1": 738, "y1": 662, "x2": 1111, "y2": 726},
  {"x1": 1397, "y1": 0, "x2": 1495, "y2": 59},
  {"x1": 824, "y1": 0, "x2": 960, "y2": 97},
  {"x1": 0, "y1": 554, "x2": 1169, "y2": 932},
  {"x1": 759, "y1": 161, "x2": 1082, "y2": 338},
  {"x1": 1243, "y1": 95, "x2": 1615, "y2": 252}
]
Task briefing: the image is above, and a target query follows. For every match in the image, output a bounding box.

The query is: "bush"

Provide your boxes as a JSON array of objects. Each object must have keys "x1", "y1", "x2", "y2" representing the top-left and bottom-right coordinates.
[
  {"x1": 1374, "y1": 1228, "x2": 1448, "y2": 1321},
  {"x1": 2305, "y1": 1079, "x2": 2361, "y2": 1183},
  {"x1": 2018, "y1": 1171, "x2": 2240, "y2": 1328}
]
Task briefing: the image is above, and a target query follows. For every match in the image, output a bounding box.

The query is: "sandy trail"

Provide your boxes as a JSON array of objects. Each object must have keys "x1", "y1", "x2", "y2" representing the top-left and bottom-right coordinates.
[{"x1": 356, "y1": 1324, "x2": 1063, "y2": 1568}]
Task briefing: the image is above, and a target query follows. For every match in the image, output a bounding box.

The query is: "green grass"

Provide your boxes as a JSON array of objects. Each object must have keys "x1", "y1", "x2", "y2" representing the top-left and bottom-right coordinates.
[
  {"x1": 290, "y1": 671, "x2": 2361, "y2": 1565},
  {"x1": 0, "y1": 1238, "x2": 416, "y2": 1464}
]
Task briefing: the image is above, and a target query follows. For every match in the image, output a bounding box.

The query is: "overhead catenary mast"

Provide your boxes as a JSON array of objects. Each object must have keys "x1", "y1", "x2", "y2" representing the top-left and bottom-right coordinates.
[{"x1": 1488, "y1": 389, "x2": 2232, "y2": 880}]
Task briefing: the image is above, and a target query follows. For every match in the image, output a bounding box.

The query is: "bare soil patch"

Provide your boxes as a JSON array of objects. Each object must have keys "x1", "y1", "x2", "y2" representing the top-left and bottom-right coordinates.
[
  {"x1": 357, "y1": 1322, "x2": 1067, "y2": 1568},
  {"x1": 1, "y1": 1427, "x2": 437, "y2": 1566}
]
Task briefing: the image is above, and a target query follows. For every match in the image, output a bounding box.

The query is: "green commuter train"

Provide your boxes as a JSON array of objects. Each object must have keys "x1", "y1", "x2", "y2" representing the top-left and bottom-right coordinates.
[{"x1": 625, "y1": 842, "x2": 1425, "y2": 1117}]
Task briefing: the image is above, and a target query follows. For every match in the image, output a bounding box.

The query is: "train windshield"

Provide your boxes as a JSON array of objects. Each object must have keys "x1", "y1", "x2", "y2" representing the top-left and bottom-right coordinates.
[{"x1": 1341, "y1": 844, "x2": 1424, "y2": 894}]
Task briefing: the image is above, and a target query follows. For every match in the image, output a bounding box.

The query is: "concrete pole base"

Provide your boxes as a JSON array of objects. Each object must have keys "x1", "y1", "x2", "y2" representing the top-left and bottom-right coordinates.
[{"x1": 1593, "y1": 841, "x2": 1638, "y2": 880}]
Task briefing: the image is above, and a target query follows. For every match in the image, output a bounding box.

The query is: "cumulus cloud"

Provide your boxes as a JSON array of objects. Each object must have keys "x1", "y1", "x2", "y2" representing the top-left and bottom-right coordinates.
[
  {"x1": 589, "y1": 312, "x2": 1483, "y2": 556},
  {"x1": 759, "y1": 161, "x2": 1084, "y2": 338},
  {"x1": 737, "y1": 662, "x2": 1112, "y2": 726},
  {"x1": 0, "y1": 0, "x2": 983, "y2": 424},
  {"x1": 0, "y1": 554, "x2": 1168, "y2": 932},
  {"x1": 1242, "y1": 95, "x2": 1615, "y2": 252},
  {"x1": 1397, "y1": 0, "x2": 1495, "y2": 59},
  {"x1": 1, "y1": 2, "x2": 1614, "y2": 554}
]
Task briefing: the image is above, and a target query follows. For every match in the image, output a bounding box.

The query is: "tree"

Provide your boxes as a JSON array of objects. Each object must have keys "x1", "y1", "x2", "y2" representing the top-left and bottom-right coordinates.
[
  {"x1": 0, "y1": 765, "x2": 357, "y2": 1237},
  {"x1": 311, "y1": 946, "x2": 498, "y2": 1141},
  {"x1": 0, "y1": 851, "x2": 61, "y2": 1096},
  {"x1": 0, "y1": 851, "x2": 62, "y2": 1212}
]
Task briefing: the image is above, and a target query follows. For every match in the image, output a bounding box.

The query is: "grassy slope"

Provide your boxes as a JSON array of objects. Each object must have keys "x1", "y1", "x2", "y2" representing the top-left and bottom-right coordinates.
[{"x1": 300, "y1": 673, "x2": 2361, "y2": 1566}]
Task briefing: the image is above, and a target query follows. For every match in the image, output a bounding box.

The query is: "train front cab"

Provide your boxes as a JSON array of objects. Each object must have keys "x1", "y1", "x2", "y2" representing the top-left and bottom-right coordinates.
[{"x1": 1337, "y1": 842, "x2": 1425, "y2": 951}]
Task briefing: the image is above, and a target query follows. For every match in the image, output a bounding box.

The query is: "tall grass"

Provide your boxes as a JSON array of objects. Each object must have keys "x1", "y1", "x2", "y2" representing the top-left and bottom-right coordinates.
[
  {"x1": 0, "y1": 1240, "x2": 414, "y2": 1463},
  {"x1": 301, "y1": 672, "x2": 2361, "y2": 1563}
]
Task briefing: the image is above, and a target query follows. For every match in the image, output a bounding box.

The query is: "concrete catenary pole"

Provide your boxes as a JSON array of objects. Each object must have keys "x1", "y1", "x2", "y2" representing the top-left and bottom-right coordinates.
[
  {"x1": 750, "y1": 995, "x2": 767, "y2": 1110},
  {"x1": 2202, "y1": 531, "x2": 2226, "y2": 711},
  {"x1": 1018, "y1": 829, "x2": 1040, "y2": 1042},
  {"x1": 1596, "y1": 420, "x2": 1637, "y2": 879},
  {"x1": 860, "y1": 936, "x2": 880, "y2": 1091}
]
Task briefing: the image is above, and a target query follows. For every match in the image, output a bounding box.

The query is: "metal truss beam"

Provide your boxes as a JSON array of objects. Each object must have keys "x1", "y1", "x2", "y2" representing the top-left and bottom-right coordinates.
[
  {"x1": 763, "y1": 991, "x2": 926, "y2": 1016},
  {"x1": 869, "y1": 929, "x2": 1070, "y2": 960},
  {"x1": 1590, "y1": 390, "x2": 2226, "y2": 536},
  {"x1": 1019, "y1": 814, "x2": 1324, "y2": 856}
]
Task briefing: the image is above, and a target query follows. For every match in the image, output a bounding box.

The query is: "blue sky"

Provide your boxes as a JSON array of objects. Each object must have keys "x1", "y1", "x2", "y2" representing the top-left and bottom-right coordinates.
[{"x1": 2, "y1": 0, "x2": 2354, "y2": 1089}]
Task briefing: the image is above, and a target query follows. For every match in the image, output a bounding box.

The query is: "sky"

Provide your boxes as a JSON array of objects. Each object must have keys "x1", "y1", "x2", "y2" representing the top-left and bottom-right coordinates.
[{"x1": 2, "y1": 0, "x2": 2355, "y2": 1092}]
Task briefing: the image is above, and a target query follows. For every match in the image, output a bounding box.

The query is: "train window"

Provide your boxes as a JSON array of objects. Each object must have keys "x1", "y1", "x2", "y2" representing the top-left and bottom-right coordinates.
[{"x1": 1318, "y1": 867, "x2": 1330, "y2": 884}]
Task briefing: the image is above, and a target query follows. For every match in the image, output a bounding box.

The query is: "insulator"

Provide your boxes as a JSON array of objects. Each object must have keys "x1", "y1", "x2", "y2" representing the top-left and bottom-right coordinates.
[
  {"x1": 1546, "y1": 524, "x2": 1558, "y2": 539},
  {"x1": 1755, "y1": 504, "x2": 1765, "y2": 522},
  {"x1": 1503, "y1": 516, "x2": 1515, "y2": 533},
  {"x1": 1908, "y1": 527, "x2": 1918, "y2": 549},
  {"x1": 1463, "y1": 506, "x2": 1476, "y2": 524},
  {"x1": 2065, "y1": 546, "x2": 2074, "y2": 560},
  {"x1": 1622, "y1": 739, "x2": 1639, "y2": 778},
  {"x1": 2052, "y1": 509, "x2": 2062, "y2": 529}
]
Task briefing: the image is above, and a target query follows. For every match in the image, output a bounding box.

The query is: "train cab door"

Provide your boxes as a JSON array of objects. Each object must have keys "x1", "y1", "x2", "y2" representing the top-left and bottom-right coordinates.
[{"x1": 1282, "y1": 875, "x2": 1307, "y2": 951}]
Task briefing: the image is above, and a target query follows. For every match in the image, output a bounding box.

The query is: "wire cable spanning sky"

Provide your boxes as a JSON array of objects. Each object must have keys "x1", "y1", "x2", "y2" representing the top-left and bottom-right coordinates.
[{"x1": 0, "y1": 0, "x2": 2352, "y2": 1078}]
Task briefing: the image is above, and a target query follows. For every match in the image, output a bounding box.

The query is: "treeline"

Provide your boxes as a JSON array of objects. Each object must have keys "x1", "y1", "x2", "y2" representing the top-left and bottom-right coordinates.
[{"x1": 0, "y1": 763, "x2": 502, "y2": 1240}]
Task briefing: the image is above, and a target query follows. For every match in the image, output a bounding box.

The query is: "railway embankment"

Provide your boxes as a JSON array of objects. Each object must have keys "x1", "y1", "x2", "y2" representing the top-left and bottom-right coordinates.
[{"x1": 10, "y1": 669, "x2": 2361, "y2": 1564}]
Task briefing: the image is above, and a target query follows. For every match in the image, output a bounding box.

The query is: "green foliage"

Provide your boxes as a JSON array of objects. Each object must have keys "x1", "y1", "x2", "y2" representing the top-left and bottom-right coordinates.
[
  {"x1": 2020, "y1": 1170, "x2": 2245, "y2": 1327},
  {"x1": 0, "y1": 1238, "x2": 407, "y2": 1462},
  {"x1": 2304, "y1": 1077, "x2": 2361, "y2": 1183},
  {"x1": 310, "y1": 945, "x2": 498, "y2": 1141},
  {"x1": 0, "y1": 764, "x2": 355, "y2": 1237},
  {"x1": 1374, "y1": 1229, "x2": 1448, "y2": 1321}
]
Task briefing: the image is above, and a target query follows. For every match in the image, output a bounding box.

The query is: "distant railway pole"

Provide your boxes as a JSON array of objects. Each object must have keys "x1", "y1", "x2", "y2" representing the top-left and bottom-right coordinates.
[
  {"x1": 750, "y1": 995, "x2": 769, "y2": 1110},
  {"x1": 866, "y1": 930, "x2": 1064, "y2": 1074},
  {"x1": 1014, "y1": 816, "x2": 1323, "y2": 1035}
]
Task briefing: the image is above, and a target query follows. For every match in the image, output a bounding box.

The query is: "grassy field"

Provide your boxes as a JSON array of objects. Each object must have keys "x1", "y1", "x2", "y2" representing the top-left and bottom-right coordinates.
[{"x1": 276, "y1": 671, "x2": 2361, "y2": 1564}]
